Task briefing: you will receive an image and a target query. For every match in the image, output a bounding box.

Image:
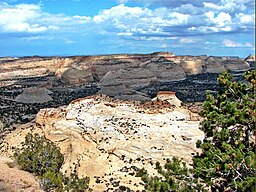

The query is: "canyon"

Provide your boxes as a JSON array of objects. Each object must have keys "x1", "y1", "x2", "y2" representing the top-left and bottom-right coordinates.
[
  {"x1": 0, "y1": 52, "x2": 252, "y2": 104},
  {"x1": 0, "y1": 52, "x2": 254, "y2": 191},
  {"x1": 0, "y1": 52, "x2": 253, "y2": 133}
]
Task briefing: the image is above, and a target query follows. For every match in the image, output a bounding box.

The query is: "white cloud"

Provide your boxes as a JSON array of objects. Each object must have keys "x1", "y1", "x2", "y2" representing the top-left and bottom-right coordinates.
[
  {"x1": 236, "y1": 13, "x2": 255, "y2": 24},
  {"x1": 85, "y1": 2, "x2": 253, "y2": 39},
  {"x1": 203, "y1": 1, "x2": 246, "y2": 12},
  {"x1": 205, "y1": 11, "x2": 232, "y2": 27},
  {"x1": 168, "y1": 12, "x2": 190, "y2": 24},
  {"x1": 0, "y1": 4, "x2": 44, "y2": 32},
  {"x1": 0, "y1": 1, "x2": 254, "y2": 52},
  {"x1": 223, "y1": 39, "x2": 253, "y2": 48},
  {"x1": 93, "y1": 4, "x2": 150, "y2": 24},
  {"x1": 0, "y1": 3, "x2": 89, "y2": 33},
  {"x1": 90, "y1": 4, "x2": 191, "y2": 38},
  {"x1": 116, "y1": 0, "x2": 128, "y2": 3},
  {"x1": 117, "y1": 32, "x2": 133, "y2": 36},
  {"x1": 205, "y1": 41, "x2": 216, "y2": 45},
  {"x1": 244, "y1": 42, "x2": 253, "y2": 47},
  {"x1": 179, "y1": 38, "x2": 196, "y2": 44},
  {"x1": 73, "y1": 15, "x2": 91, "y2": 23}
]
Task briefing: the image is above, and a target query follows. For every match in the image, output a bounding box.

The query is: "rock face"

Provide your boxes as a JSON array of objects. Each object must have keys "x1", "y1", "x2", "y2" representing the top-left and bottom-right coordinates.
[
  {"x1": 61, "y1": 67, "x2": 94, "y2": 84},
  {"x1": 0, "y1": 57, "x2": 58, "y2": 81},
  {"x1": 223, "y1": 58, "x2": 250, "y2": 71},
  {"x1": 0, "y1": 156, "x2": 42, "y2": 192},
  {"x1": 154, "y1": 91, "x2": 182, "y2": 107},
  {"x1": 245, "y1": 54, "x2": 255, "y2": 62},
  {"x1": 180, "y1": 60, "x2": 204, "y2": 75},
  {"x1": 1, "y1": 95, "x2": 204, "y2": 191},
  {"x1": 98, "y1": 57, "x2": 186, "y2": 100},
  {"x1": 204, "y1": 56, "x2": 250, "y2": 73},
  {"x1": 245, "y1": 54, "x2": 255, "y2": 67}
]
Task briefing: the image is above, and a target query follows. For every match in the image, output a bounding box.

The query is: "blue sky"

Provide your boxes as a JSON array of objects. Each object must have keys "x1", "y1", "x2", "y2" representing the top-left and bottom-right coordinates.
[{"x1": 0, "y1": 0, "x2": 255, "y2": 57}]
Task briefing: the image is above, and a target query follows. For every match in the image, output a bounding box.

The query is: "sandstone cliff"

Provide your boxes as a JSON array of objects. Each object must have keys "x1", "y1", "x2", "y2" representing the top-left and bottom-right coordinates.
[
  {"x1": 0, "y1": 53, "x2": 251, "y2": 101},
  {"x1": 1, "y1": 95, "x2": 204, "y2": 191}
]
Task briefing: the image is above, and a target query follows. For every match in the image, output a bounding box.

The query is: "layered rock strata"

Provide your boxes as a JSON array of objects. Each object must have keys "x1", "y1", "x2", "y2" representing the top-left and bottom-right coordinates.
[{"x1": 0, "y1": 53, "x2": 251, "y2": 101}]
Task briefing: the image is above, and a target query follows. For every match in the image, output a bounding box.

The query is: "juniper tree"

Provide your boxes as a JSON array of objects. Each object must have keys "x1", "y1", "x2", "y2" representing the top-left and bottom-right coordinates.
[
  {"x1": 136, "y1": 157, "x2": 195, "y2": 192},
  {"x1": 14, "y1": 133, "x2": 91, "y2": 191},
  {"x1": 136, "y1": 70, "x2": 256, "y2": 192},
  {"x1": 193, "y1": 70, "x2": 256, "y2": 191}
]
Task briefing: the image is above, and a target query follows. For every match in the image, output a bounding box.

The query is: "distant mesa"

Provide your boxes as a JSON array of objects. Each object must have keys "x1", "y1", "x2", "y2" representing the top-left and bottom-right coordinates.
[
  {"x1": 15, "y1": 87, "x2": 53, "y2": 104},
  {"x1": 0, "y1": 51, "x2": 253, "y2": 102},
  {"x1": 204, "y1": 56, "x2": 250, "y2": 73},
  {"x1": 150, "y1": 51, "x2": 175, "y2": 57}
]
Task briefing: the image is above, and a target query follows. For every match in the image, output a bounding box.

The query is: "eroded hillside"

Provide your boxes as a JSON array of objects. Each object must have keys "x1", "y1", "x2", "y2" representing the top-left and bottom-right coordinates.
[
  {"x1": 0, "y1": 52, "x2": 254, "y2": 191},
  {"x1": 0, "y1": 52, "x2": 253, "y2": 142},
  {"x1": 1, "y1": 95, "x2": 204, "y2": 191}
]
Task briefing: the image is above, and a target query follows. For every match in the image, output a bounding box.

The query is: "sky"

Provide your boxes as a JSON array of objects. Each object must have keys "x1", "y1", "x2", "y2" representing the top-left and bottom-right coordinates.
[{"x1": 0, "y1": 0, "x2": 255, "y2": 57}]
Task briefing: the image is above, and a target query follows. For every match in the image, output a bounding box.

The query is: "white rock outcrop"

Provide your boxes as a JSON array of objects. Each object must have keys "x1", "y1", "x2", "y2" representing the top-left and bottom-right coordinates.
[{"x1": 2, "y1": 95, "x2": 204, "y2": 191}]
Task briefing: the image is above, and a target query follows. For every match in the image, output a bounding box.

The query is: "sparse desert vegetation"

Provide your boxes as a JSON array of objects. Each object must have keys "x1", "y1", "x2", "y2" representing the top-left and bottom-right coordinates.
[
  {"x1": 14, "y1": 133, "x2": 91, "y2": 192},
  {"x1": 0, "y1": 53, "x2": 255, "y2": 191}
]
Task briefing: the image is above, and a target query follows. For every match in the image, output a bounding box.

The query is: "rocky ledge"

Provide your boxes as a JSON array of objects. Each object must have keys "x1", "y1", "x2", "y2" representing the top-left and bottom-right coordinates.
[{"x1": 1, "y1": 95, "x2": 204, "y2": 191}]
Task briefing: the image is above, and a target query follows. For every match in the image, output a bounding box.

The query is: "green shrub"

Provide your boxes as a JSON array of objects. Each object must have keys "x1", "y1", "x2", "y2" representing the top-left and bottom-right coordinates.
[
  {"x1": 136, "y1": 157, "x2": 195, "y2": 192},
  {"x1": 137, "y1": 70, "x2": 256, "y2": 191},
  {"x1": 193, "y1": 70, "x2": 256, "y2": 191},
  {"x1": 14, "y1": 133, "x2": 64, "y2": 176},
  {"x1": 14, "y1": 133, "x2": 91, "y2": 192},
  {"x1": 42, "y1": 170, "x2": 64, "y2": 192},
  {"x1": 63, "y1": 169, "x2": 90, "y2": 192}
]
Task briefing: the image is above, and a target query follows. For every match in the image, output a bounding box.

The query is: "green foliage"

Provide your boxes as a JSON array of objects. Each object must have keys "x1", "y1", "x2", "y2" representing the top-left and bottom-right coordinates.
[
  {"x1": 14, "y1": 133, "x2": 64, "y2": 176},
  {"x1": 135, "y1": 167, "x2": 148, "y2": 177},
  {"x1": 14, "y1": 133, "x2": 90, "y2": 192},
  {"x1": 137, "y1": 70, "x2": 256, "y2": 192},
  {"x1": 194, "y1": 70, "x2": 256, "y2": 191},
  {"x1": 63, "y1": 169, "x2": 90, "y2": 192},
  {"x1": 136, "y1": 157, "x2": 195, "y2": 192},
  {"x1": 42, "y1": 170, "x2": 64, "y2": 192}
]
